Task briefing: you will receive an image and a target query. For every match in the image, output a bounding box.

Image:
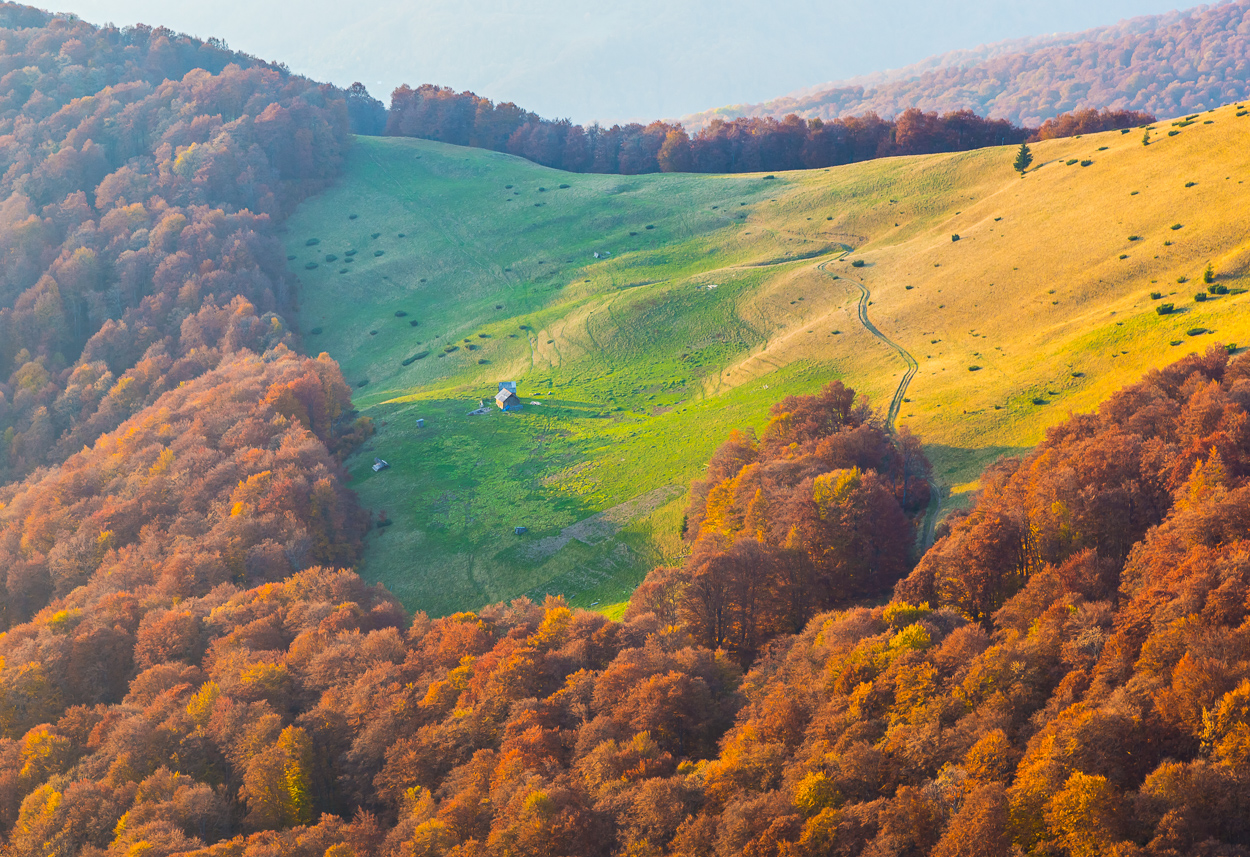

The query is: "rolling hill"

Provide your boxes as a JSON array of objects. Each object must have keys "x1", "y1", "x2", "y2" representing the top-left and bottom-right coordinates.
[
  {"x1": 685, "y1": 0, "x2": 1250, "y2": 129},
  {"x1": 288, "y1": 103, "x2": 1250, "y2": 619}
]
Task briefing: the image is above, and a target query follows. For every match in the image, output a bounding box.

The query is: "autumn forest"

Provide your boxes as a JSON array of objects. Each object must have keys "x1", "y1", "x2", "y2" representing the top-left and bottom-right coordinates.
[{"x1": 2, "y1": 4, "x2": 1250, "y2": 857}]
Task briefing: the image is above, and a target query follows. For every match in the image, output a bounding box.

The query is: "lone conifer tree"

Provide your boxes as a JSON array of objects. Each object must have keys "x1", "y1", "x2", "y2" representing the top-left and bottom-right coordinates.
[{"x1": 1013, "y1": 142, "x2": 1033, "y2": 176}]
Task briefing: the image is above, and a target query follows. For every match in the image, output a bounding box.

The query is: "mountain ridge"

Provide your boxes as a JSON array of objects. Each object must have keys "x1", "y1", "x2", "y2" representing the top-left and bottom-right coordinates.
[{"x1": 683, "y1": 0, "x2": 1250, "y2": 129}]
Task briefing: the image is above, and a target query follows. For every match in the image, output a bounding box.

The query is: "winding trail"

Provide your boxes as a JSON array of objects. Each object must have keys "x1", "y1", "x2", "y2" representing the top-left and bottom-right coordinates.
[{"x1": 816, "y1": 260, "x2": 941, "y2": 550}]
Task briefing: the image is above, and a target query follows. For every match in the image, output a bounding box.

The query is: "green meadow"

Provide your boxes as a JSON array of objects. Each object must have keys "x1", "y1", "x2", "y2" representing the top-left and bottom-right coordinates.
[{"x1": 287, "y1": 110, "x2": 1250, "y2": 617}]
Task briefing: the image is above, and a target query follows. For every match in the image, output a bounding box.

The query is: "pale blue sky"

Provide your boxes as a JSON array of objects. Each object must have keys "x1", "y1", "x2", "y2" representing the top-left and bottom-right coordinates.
[{"x1": 51, "y1": 0, "x2": 1188, "y2": 123}]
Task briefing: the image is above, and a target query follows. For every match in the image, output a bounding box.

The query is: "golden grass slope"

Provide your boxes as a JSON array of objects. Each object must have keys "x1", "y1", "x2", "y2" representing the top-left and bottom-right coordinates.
[{"x1": 287, "y1": 103, "x2": 1250, "y2": 616}]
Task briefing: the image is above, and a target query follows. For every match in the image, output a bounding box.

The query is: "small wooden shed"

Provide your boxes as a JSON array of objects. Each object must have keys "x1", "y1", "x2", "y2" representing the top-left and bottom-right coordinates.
[{"x1": 496, "y1": 382, "x2": 522, "y2": 411}]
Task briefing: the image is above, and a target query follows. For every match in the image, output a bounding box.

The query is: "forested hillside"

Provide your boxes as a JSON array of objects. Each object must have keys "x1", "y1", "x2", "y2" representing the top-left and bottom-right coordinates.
[
  {"x1": 687, "y1": 0, "x2": 1250, "y2": 128},
  {"x1": 0, "y1": 2, "x2": 354, "y2": 485},
  {"x1": 4, "y1": 350, "x2": 1250, "y2": 856}
]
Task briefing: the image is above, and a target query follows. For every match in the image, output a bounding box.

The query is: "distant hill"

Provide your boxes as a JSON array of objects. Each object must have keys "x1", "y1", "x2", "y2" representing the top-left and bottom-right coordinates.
[{"x1": 685, "y1": 0, "x2": 1250, "y2": 129}]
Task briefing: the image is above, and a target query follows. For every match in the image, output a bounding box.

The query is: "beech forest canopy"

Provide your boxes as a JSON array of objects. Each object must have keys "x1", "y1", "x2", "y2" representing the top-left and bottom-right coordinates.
[
  {"x1": 382, "y1": 83, "x2": 1154, "y2": 176},
  {"x1": 4, "y1": 3, "x2": 1250, "y2": 856}
]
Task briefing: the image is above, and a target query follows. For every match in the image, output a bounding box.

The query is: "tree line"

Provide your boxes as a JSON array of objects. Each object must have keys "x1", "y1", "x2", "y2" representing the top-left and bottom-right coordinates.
[{"x1": 381, "y1": 83, "x2": 1153, "y2": 175}]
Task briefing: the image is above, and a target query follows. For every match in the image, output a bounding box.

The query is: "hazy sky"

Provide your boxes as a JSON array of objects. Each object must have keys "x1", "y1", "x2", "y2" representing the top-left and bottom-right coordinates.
[{"x1": 50, "y1": 0, "x2": 1187, "y2": 123}]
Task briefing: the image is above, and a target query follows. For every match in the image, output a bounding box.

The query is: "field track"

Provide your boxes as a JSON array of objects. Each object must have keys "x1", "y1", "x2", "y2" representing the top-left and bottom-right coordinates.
[{"x1": 817, "y1": 260, "x2": 938, "y2": 550}]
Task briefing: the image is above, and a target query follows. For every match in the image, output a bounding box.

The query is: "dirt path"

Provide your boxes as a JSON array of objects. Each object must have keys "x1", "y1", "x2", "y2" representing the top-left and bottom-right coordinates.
[{"x1": 816, "y1": 261, "x2": 941, "y2": 550}]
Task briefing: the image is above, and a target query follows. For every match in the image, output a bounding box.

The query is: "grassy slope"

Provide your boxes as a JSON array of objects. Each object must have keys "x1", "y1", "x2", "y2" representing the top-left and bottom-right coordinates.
[{"x1": 287, "y1": 104, "x2": 1250, "y2": 617}]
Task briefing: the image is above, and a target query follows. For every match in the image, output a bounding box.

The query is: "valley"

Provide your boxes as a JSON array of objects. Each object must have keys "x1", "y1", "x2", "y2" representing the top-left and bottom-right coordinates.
[{"x1": 287, "y1": 104, "x2": 1250, "y2": 617}]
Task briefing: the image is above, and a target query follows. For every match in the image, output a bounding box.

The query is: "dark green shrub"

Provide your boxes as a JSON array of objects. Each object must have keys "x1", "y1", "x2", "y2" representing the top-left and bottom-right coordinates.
[
  {"x1": 395, "y1": 310, "x2": 408, "y2": 317},
  {"x1": 1066, "y1": 159, "x2": 1079, "y2": 165},
  {"x1": 1156, "y1": 303, "x2": 1174, "y2": 315},
  {"x1": 286, "y1": 254, "x2": 296, "y2": 261},
  {"x1": 1171, "y1": 224, "x2": 1183, "y2": 230},
  {"x1": 1185, "y1": 181, "x2": 1197, "y2": 188},
  {"x1": 1210, "y1": 285, "x2": 1228, "y2": 295},
  {"x1": 951, "y1": 234, "x2": 960, "y2": 242},
  {"x1": 374, "y1": 250, "x2": 384, "y2": 257},
  {"x1": 1129, "y1": 236, "x2": 1142, "y2": 241},
  {"x1": 1150, "y1": 292, "x2": 1162, "y2": 300},
  {"x1": 851, "y1": 259, "x2": 866, "y2": 268},
  {"x1": 1195, "y1": 293, "x2": 1207, "y2": 302},
  {"x1": 349, "y1": 214, "x2": 358, "y2": 219},
  {"x1": 1120, "y1": 254, "x2": 1129, "y2": 260},
  {"x1": 1167, "y1": 130, "x2": 1180, "y2": 136},
  {"x1": 401, "y1": 352, "x2": 429, "y2": 366},
  {"x1": 443, "y1": 345, "x2": 458, "y2": 353},
  {"x1": 371, "y1": 232, "x2": 381, "y2": 239},
  {"x1": 1080, "y1": 160, "x2": 1093, "y2": 167},
  {"x1": 559, "y1": 184, "x2": 570, "y2": 189},
  {"x1": 305, "y1": 262, "x2": 318, "y2": 270},
  {"x1": 1188, "y1": 328, "x2": 1209, "y2": 336},
  {"x1": 1032, "y1": 397, "x2": 1047, "y2": 405},
  {"x1": 1204, "y1": 263, "x2": 1215, "y2": 283},
  {"x1": 646, "y1": 224, "x2": 655, "y2": 230},
  {"x1": 409, "y1": 320, "x2": 419, "y2": 327},
  {"x1": 325, "y1": 254, "x2": 338, "y2": 262},
  {"x1": 1178, "y1": 276, "x2": 1188, "y2": 283},
  {"x1": 1226, "y1": 344, "x2": 1238, "y2": 354},
  {"x1": 305, "y1": 238, "x2": 319, "y2": 246},
  {"x1": 479, "y1": 359, "x2": 489, "y2": 364},
  {"x1": 309, "y1": 327, "x2": 323, "y2": 335},
  {"x1": 357, "y1": 380, "x2": 369, "y2": 387},
  {"x1": 968, "y1": 366, "x2": 982, "y2": 372}
]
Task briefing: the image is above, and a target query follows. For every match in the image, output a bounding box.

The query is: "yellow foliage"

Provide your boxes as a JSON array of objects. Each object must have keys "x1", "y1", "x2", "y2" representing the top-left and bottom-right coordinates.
[
  {"x1": 812, "y1": 467, "x2": 863, "y2": 517},
  {"x1": 883, "y1": 601, "x2": 931, "y2": 629},
  {"x1": 793, "y1": 770, "x2": 838, "y2": 816},
  {"x1": 148, "y1": 447, "x2": 174, "y2": 476},
  {"x1": 186, "y1": 681, "x2": 221, "y2": 727}
]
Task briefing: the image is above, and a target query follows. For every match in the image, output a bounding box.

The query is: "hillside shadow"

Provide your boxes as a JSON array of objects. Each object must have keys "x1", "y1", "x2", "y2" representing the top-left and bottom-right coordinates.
[{"x1": 924, "y1": 442, "x2": 1034, "y2": 492}]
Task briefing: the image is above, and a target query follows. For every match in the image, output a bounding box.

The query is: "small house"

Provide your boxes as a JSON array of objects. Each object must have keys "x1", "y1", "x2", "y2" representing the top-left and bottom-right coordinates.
[
  {"x1": 372, "y1": 458, "x2": 389, "y2": 472},
  {"x1": 496, "y1": 382, "x2": 522, "y2": 412}
]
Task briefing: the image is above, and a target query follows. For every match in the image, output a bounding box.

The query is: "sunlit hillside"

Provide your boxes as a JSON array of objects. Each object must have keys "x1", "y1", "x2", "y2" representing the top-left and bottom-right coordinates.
[{"x1": 287, "y1": 103, "x2": 1250, "y2": 616}]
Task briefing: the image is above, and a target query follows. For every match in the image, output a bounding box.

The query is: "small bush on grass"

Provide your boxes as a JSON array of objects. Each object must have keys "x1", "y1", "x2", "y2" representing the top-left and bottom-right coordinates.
[
  {"x1": 851, "y1": 259, "x2": 866, "y2": 267},
  {"x1": 1150, "y1": 292, "x2": 1163, "y2": 299},
  {"x1": 1188, "y1": 328, "x2": 1209, "y2": 336},
  {"x1": 1156, "y1": 303, "x2": 1174, "y2": 315},
  {"x1": 1195, "y1": 293, "x2": 1207, "y2": 302}
]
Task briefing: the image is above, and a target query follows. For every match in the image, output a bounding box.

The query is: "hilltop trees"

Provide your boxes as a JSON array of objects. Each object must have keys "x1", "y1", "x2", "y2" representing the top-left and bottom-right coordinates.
[{"x1": 386, "y1": 85, "x2": 1031, "y2": 174}]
